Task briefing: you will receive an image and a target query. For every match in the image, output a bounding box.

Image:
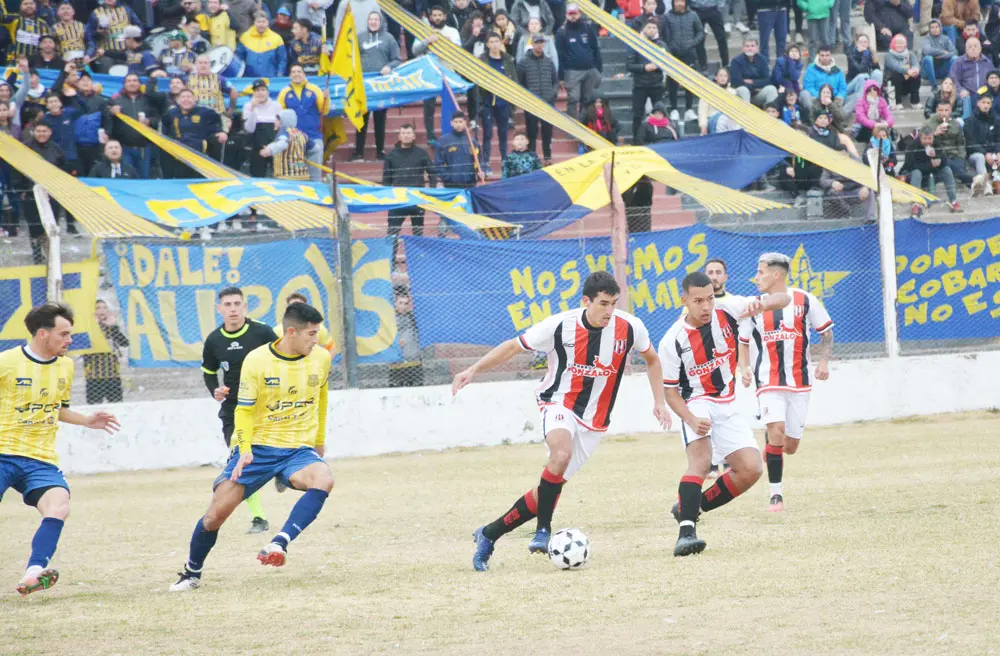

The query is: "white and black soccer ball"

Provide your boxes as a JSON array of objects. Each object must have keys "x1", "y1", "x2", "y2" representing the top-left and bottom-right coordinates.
[{"x1": 547, "y1": 528, "x2": 590, "y2": 570}]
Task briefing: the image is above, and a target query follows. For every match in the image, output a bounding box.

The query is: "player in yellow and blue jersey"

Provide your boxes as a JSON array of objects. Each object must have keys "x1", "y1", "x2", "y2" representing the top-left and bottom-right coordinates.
[
  {"x1": 0, "y1": 303, "x2": 120, "y2": 596},
  {"x1": 170, "y1": 302, "x2": 334, "y2": 591}
]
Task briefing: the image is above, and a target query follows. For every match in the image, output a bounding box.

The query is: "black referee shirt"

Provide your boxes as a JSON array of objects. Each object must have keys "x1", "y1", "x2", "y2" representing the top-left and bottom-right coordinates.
[{"x1": 201, "y1": 320, "x2": 276, "y2": 412}]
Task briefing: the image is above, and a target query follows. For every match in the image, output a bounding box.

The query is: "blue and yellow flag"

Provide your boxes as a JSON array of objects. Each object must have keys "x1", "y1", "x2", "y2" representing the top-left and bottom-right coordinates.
[{"x1": 321, "y1": 4, "x2": 367, "y2": 136}]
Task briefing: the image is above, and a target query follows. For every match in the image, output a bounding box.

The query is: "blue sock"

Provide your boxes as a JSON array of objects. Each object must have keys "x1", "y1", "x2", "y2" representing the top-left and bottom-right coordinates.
[
  {"x1": 27, "y1": 517, "x2": 64, "y2": 569},
  {"x1": 186, "y1": 518, "x2": 218, "y2": 573},
  {"x1": 272, "y1": 489, "x2": 328, "y2": 550}
]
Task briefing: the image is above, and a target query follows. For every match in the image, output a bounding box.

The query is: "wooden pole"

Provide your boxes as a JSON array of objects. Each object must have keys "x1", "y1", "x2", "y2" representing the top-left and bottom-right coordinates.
[{"x1": 604, "y1": 152, "x2": 628, "y2": 312}]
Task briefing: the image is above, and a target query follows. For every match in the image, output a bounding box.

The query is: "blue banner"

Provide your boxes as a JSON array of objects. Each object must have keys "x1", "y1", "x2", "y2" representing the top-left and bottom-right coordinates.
[
  {"x1": 83, "y1": 177, "x2": 470, "y2": 229},
  {"x1": 35, "y1": 55, "x2": 471, "y2": 115},
  {"x1": 403, "y1": 224, "x2": 884, "y2": 347},
  {"x1": 895, "y1": 216, "x2": 1000, "y2": 341},
  {"x1": 103, "y1": 238, "x2": 401, "y2": 367}
]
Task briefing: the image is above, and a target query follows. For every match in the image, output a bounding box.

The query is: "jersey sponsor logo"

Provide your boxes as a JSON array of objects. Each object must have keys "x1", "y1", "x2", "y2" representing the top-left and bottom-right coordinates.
[
  {"x1": 57, "y1": 377, "x2": 67, "y2": 391},
  {"x1": 15, "y1": 402, "x2": 61, "y2": 414},
  {"x1": 566, "y1": 358, "x2": 617, "y2": 378},
  {"x1": 308, "y1": 374, "x2": 319, "y2": 387},
  {"x1": 688, "y1": 354, "x2": 730, "y2": 378},
  {"x1": 761, "y1": 328, "x2": 801, "y2": 343},
  {"x1": 264, "y1": 377, "x2": 281, "y2": 387},
  {"x1": 39, "y1": 388, "x2": 48, "y2": 397},
  {"x1": 15, "y1": 377, "x2": 32, "y2": 387},
  {"x1": 265, "y1": 397, "x2": 315, "y2": 412},
  {"x1": 288, "y1": 385, "x2": 298, "y2": 394},
  {"x1": 227, "y1": 342, "x2": 243, "y2": 351}
]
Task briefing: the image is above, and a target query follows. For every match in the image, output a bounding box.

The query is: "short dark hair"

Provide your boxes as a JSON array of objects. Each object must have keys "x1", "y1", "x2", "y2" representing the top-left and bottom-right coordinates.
[
  {"x1": 582, "y1": 271, "x2": 620, "y2": 300},
  {"x1": 486, "y1": 31, "x2": 501, "y2": 41},
  {"x1": 704, "y1": 258, "x2": 727, "y2": 273},
  {"x1": 293, "y1": 17, "x2": 312, "y2": 30},
  {"x1": 399, "y1": 122, "x2": 414, "y2": 130},
  {"x1": 937, "y1": 99, "x2": 953, "y2": 107},
  {"x1": 289, "y1": 63, "x2": 304, "y2": 73},
  {"x1": 218, "y1": 286, "x2": 243, "y2": 300},
  {"x1": 285, "y1": 292, "x2": 308, "y2": 304},
  {"x1": 25, "y1": 302, "x2": 75, "y2": 336},
  {"x1": 429, "y1": 4, "x2": 446, "y2": 13},
  {"x1": 682, "y1": 271, "x2": 712, "y2": 292},
  {"x1": 513, "y1": 129, "x2": 527, "y2": 138},
  {"x1": 283, "y1": 301, "x2": 324, "y2": 328},
  {"x1": 817, "y1": 44, "x2": 832, "y2": 54}
]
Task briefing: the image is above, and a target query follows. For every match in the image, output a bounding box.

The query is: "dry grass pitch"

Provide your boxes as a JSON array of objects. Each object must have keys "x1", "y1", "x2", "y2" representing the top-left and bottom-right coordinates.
[{"x1": 1, "y1": 411, "x2": 998, "y2": 655}]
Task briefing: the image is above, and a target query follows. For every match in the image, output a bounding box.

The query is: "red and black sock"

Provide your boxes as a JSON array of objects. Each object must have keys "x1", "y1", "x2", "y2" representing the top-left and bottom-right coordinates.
[
  {"x1": 535, "y1": 467, "x2": 565, "y2": 532},
  {"x1": 701, "y1": 471, "x2": 741, "y2": 512},
  {"x1": 765, "y1": 443, "x2": 784, "y2": 486},
  {"x1": 482, "y1": 490, "x2": 537, "y2": 541},
  {"x1": 677, "y1": 475, "x2": 703, "y2": 535}
]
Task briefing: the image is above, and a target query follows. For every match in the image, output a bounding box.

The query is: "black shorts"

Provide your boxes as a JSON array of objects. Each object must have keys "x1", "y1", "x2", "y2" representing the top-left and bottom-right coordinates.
[{"x1": 219, "y1": 405, "x2": 236, "y2": 448}]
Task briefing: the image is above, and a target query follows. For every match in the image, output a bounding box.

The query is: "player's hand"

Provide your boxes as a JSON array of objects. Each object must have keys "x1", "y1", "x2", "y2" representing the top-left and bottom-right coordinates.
[
  {"x1": 653, "y1": 402, "x2": 671, "y2": 430},
  {"x1": 691, "y1": 416, "x2": 712, "y2": 436},
  {"x1": 315, "y1": 445, "x2": 325, "y2": 458},
  {"x1": 740, "y1": 298, "x2": 763, "y2": 318},
  {"x1": 231, "y1": 450, "x2": 253, "y2": 481},
  {"x1": 451, "y1": 369, "x2": 474, "y2": 395},
  {"x1": 213, "y1": 386, "x2": 230, "y2": 401},
  {"x1": 741, "y1": 368, "x2": 752, "y2": 388},
  {"x1": 86, "y1": 411, "x2": 121, "y2": 434},
  {"x1": 815, "y1": 361, "x2": 830, "y2": 381}
]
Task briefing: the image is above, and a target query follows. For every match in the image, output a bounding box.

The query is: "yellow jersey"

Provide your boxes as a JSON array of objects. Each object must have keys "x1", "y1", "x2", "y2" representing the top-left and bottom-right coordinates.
[
  {"x1": 273, "y1": 322, "x2": 336, "y2": 352},
  {"x1": 233, "y1": 342, "x2": 330, "y2": 454},
  {"x1": 0, "y1": 346, "x2": 75, "y2": 465}
]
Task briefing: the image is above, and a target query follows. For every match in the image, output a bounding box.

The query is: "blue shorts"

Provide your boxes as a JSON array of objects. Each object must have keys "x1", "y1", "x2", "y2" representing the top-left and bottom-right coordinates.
[
  {"x1": 215, "y1": 445, "x2": 325, "y2": 500},
  {"x1": 0, "y1": 454, "x2": 70, "y2": 506}
]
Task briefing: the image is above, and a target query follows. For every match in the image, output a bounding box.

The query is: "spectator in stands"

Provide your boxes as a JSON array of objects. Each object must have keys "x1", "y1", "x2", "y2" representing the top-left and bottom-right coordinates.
[
  {"x1": 630, "y1": 0, "x2": 665, "y2": 32},
  {"x1": 85, "y1": 0, "x2": 142, "y2": 72},
  {"x1": 435, "y1": 111, "x2": 484, "y2": 189},
  {"x1": 801, "y1": 45, "x2": 846, "y2": 106},
  {"x1": 940, "y1": 0, "x2": 981, "y2": 45},
  {"x1": 295, "y1": 0, "x2": 332, "y2": 38},
  {"x1": 772, "y1": 44, "x2": 804, "y2": 95},
  {"x1": 288, "y1": 18, "x2": 323, "y2": 73},
  {"x1": 446, "y1": 0, "x2": 476, "y2": 31},
  {"x1": 29, "y1": 35, "x2": 63, "y2": 70},
  {"x1": 846, "y1": 33, "x2": 882, "y2": 93},
  {"x1": 583, "y1": 96, "x2": 620, "y2": 142},
  {"x1": 351, "y1": 12, "x2": 400, "y2": 162},
  {"x1": 819, "y1": 167, "x2": 876, "y2": 221},
  {"x1": 907, "y1": 127, "x2": 963, "y2": 214},
  {"x1": 89, "y1": 139, "x2": 139, "y2": 178},
  {"x1": 491, "y1": 10, "x2": 519, "y2": 52},
  {"x1": 188, "y1": 53, "x2": 237, "y2": 164},
  {"x1": 413, "y1": 6, "x2": 462, "y2": 143},
  {"x1": 618, "y1": 0, "x2": 646, "y2": 24},
  {"x1": 780, "y1": 88, "x2": 809, "y2": 126},
  {"x1": 925, "y1": 98, "x2": 973, "y2": 184},
  {"x1": 511, "y1": 0, "x2": 556, "y2": 35},
  {"x1": 58, "y1": 67, "x2": 109, "y2": 176},
  {"x1": 986, "y1": 70, "x2": 1000, "y2": 120},
  {"x1": 964, "y1": 89, "x2": 999, "y2": 195},
  {"x1": 52, "y1": 2, "x2": 86, "y2": 68},
  {"x1": 82, "y1": 300, "x2": 129, "y2": 404},
  {"x1": 185, "y1": 19, "x2": 211, "y2": 54},
  {"x1": 956, "y1": 20, "x2": 994, "y2": 65},
  {"x1": 383, "y1": 123, "x2": 435, "y2": 260},
  {"x1": 16, "y1": 121, "x2": 62, "y2": 262},
  {"x1": 226, "y1": 0, "x2": 260, "y2": 34},
  {"x1": 924, "y1": 76, "x2": 965, "y2": 119},
  {"x1": 390, "y1": 289, "x2": 423, "y2": 387},
  {"x1": 517, "y1": 17, "x2": 559, "y2": 69},
  {"x1": 461, "y1": 12, "x2": 489, "y2": 61},
  {"x1": 986, "y1": 6, "x2": 1000, "y2": 64},
  {"x1": 478, "y1": 32, "x2": 516, "y2": 174},
  {"x1": 756, "y1": 0, "x2": 790, "y2": 62},
  {"x1": 639, "y1": 101, "x2": 679, "y2": 143},
  {"x1": 730, "y1": 36, "x2": 779, "y2": 107},
  {"x1": 950, "y1": 37, "x2": 993, "y2": 117},
  {"x1": 689, "y1": 0, "x2": 728, "y2": 69},
  {"x1": 2, "y1": 0, "x2": 51, "y2": 65},
  {"x1": 259, "y1": 109, "x2": 310, "y2": 180},
  {"x1": 798, "y1": 0, "x2": 834, "y2": 57},
  {"x1": 865, "y1": 0, "x2": 913, "y2": 52},
  {"x1": 809, "y1": 104, "x2": 845, "y2": 150},
  {"x1": 698, "y1": 66, "x2": 739, "y2": 133},
  {"x1": 278, "y1": 63, "x2": 328, "y2": 180},
  {"x1": 627, "y1": 20, "x2": 666, "y2": 140},
  {"x1": 107, "y1": 74, "x2": 158, "y2": 178},
  {"x1": 556, "y1": 4, "x2": 602, "y2": 121},
  {"x1": 854, "y1": 79, "x2": 894, "y2": 141},
  {"x1": 867, "y1": 122, "x2": 898, "y2": 176},
  {"x1": 663, "y1": 0, "x2": 701, "y2": 122},
  {"x1": 237, "y1": 11, "x2": 287, "y2": 77},
  {"x1": 828, "y1": 0, "x2": 851, "y2": 54},
  {"x1": 162, "y1": 88, "x2": 227, "y2": 177},
  {"x1": 502, "y1": 131, "x2": 543, "y2": 177},
  {"x1": 201, "y1": 0, "x2": 238, "y2": 50},
  {"x1": 884, "y1": 34, "x2": 922, "y2": 108},
  {"x1": 116, "y1": 26, "x2": 158, "y2": 76},
  {"x1": 242, "y1": 79, "x2": 280, "y2": 177},
  {"x1": 160, "y1": 30, "x2": 197, "y2": 74},
  {"x1": 518, "y1": 32, "x2": 559, "y2": 163},
  {"x1": 921, "y1": 19, "x2": 958, "y2": 89},
  {"x1": 41, "y1": 94, "x2": 82, "y2": 232}
]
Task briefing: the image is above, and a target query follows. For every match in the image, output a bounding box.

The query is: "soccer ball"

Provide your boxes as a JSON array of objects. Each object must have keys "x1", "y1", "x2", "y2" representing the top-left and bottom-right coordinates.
[{"x1": 547, "y1": 528, "x2": 590, "y2": 570}]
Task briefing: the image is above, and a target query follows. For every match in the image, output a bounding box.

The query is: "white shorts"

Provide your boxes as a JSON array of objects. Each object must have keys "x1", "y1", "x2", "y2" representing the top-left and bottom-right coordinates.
[
  {"x1": 680, "y1": 399, "x2": 758, "y2": 464},
  {"x1": 540, "y1": 405, "x2": 602, "y2": 480},
  {"x1": 757, "y1": 390, "x2": 811, "y2": 439}
]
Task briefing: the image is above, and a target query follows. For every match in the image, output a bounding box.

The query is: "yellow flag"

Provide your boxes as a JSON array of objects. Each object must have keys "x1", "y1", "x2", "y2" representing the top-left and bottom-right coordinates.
[{"x1": 321, "y1": 4, "x2": 367, "y2": 130}]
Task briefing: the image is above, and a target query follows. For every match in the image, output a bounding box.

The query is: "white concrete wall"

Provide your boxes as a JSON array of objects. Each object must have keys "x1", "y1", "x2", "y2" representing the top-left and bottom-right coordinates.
[{"x1": 57, "y1": 351, "x2": 1000, "y2": 474}]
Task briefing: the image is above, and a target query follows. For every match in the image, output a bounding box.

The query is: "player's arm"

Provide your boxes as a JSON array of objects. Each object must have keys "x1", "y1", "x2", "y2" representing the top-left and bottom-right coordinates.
[
  {"x1": 314, "y1": 381, "x2": 328, "y2": 457},
  {"x1": 816, "y1": 328, "x2": 833, "y2": 381},
  {"x1": 451, "y1": 338, "x2": 522, "y2": 395},
  {"x1": 638, "y1": 345, "x2": 670, "y2": 429},
  {"x1": 59, "y1": 407, "x2": 121, "y2": 434},
  {"x1": 738, "y1": 320, "x2": 752, "y2": 387},
  {"x1": 201, "y1": 336, "x2": 226, "y2": 400},
  {"x1": 739, "y1": 292, "x2": 792, "y2": 318},
  {"x1": 230, "y1": 359, "x2": 262, "y2": 479},
  {"x1": 664, "y1": 387, "x2": 710, "y2": 436}
]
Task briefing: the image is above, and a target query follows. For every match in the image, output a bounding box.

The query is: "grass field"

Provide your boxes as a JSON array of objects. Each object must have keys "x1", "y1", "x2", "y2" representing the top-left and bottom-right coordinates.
[{"x1": 1, "y1": 411, "x2": 998, "y2": 655}]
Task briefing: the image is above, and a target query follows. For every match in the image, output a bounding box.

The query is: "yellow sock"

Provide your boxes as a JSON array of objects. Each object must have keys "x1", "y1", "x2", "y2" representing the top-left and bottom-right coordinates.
[{"x1": 245, "y1": 491, "x2": 266, "y2": 521}]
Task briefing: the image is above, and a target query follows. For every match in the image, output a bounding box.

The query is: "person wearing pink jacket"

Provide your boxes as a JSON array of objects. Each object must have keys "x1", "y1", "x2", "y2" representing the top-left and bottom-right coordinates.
[{"x1": 854, "y1": 78, "x2": 894, "y2": 142}]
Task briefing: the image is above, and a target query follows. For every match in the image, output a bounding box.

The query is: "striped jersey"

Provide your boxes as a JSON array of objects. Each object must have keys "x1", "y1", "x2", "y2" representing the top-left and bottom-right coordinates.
[
  {"x1": 659, "y1": 295, "x2": 754, "y2": 403},
  {"x1": 53, "y1": 20, "x2": 86, "y2": 62},
  {"x1": 518, "y1": 308, "x2": 652, "y2": 431},
  {"x1": 738, "y1": 288, "x2": 833, "y2": 395},
  {"x1": 0, "y1": 346, "x2": 74, "y2": 465}
]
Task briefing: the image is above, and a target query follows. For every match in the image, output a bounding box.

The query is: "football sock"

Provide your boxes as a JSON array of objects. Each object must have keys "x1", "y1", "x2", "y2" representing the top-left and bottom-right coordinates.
[
  {"x1": 765, "y1": 443, "x2": 784, "y2": 496},
  {"x1": 245, "y1": 491, "x2": 267, "y2": 521},
  {"x1": 701, "y1": 471, "x2": 741, "y2": 512},
  {"x1": 27, "y1": 518, "x2": 64, "y2": 569},
  {"x1": 482, "y1": 490, "x2": 537, "y2": 541},
  {"x1": 535, "y1": 468, "x2": 565, "y2": 532},
  {"x1": 272, "y1": 488, "x2": 328, "y2": 550},
  {"x1": 677, "y1": 476, "x2": 703, "y2": 536},
  {"x1": 187, "y1": 518, "x2": 218, "y2": 572}
]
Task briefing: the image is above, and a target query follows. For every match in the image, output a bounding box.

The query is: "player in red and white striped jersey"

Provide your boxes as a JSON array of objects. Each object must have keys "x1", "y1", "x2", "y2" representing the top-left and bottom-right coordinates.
[
  {"x1": 453, "y1": 272, "x2": 670, "y2": 571},
  {"x1": 659, "y1": 271, "x2": 790, "y2": 557},
  {"x1": 737, "y1": 253, "x2": 834, "y2": 512}
]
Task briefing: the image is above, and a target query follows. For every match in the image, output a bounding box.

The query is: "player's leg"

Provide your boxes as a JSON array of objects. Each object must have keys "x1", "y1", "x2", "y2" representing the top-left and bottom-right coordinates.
[
  {"x1": 699, "y1": 404, "x2": 763, "y2": 515},
  {"x1": 759, "y1": 392, "x2": 789, "y2": 510},
  {"x1": 17, "y1": 483, "x2": 70, "y2": 596},
  {"x1": 673, "y1": 421, "x2": 712, "y2": 557},
  {"x1": 170, "y1": 479, "x2": 245, "y2": 591},
  {"x1": 258, "y1": 456, "x2": 334, "y2": 567},
  {"x1": 528, "y1": 416, "x2": 576, "y2": 553},
  {"x1": 222, "y1": 417, "x2": 268, "y2": 532}
]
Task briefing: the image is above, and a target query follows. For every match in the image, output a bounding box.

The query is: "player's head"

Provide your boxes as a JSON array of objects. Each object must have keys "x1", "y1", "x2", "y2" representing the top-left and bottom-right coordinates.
[
  {"x1": 281, "y1": 302, "x2": 324, "y2": 355},
  {"x1": 25, "y1": 302, "x2": 75, "y2": 357},
  {"x1": 285, "y1": 292, "x2": 308, "y2": 305},
  {"x1": 216, "y1": 287, "x2": 246, "y2": 326},
  {"x1": 581, "y1": 271, "x2": 620, "y2": 328},
  {"x1": 703, "y1": 258, "x2": 728, "y2": 294},
  {"x1": 755, "y1": 252, "x2": 790, "y2": 293},
  {"x1": 681, "y1": 271, "x2": 715, "y2": 326}
]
